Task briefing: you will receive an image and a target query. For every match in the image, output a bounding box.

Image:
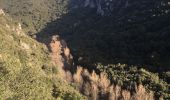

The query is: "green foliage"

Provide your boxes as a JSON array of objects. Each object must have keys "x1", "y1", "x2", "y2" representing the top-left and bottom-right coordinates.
[
  {"x1": 0, "y1": 14, "x2": 85, "y2": 99},
  {"x1": 52, "y1": 80, "x2": 86, "y2": 100},
  {"x1": 33, "y1": 4, "x2": 170, "y2": 99},
  {"x1": 1, "y1": 0, "x2": 170, "y2": 99},
  {"x1": 35, "y1": 1, "x2": 170, "y2": 71},
  {"x1": 0, "y1": 0, "x2": 68, "y2": 35},
  {"x1": 96, "y1": 63, "x2": 170, "y2": 99}
]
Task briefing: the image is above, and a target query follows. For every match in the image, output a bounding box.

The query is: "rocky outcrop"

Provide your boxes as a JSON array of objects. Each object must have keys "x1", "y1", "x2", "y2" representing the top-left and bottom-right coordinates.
[{"x1": 0, "y1": 9, "x2": 5, "y2": 16}]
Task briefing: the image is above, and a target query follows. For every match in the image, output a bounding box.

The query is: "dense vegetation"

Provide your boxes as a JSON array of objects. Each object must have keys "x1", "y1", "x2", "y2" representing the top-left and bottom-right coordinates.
[
  {"x1": 48, "y1": 2, "x2": 170, "y2": 71},
  {"x1": 97, "y1": 63, "x2": 170, "y2": 99},
  {"x1": 0, "y1": 13, "x2": 85, "y2": 99},
  {"x1": 0, "y1": 0, "x2": 68, "y2": 35},
  {"x1": 37, "y1": 1, "x2": 170, "y2": 99},
  {"x1": 0, "y1": 0, "x2": 170, "y2": 99}
]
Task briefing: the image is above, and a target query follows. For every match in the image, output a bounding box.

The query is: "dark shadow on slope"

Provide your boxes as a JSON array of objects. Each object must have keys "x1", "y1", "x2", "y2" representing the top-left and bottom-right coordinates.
[{"x1": 36, "y1": 5, "x2": 170, "y2": 72}]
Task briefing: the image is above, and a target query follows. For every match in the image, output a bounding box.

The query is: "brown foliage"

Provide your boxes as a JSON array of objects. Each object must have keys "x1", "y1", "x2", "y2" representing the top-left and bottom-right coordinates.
[
  {"x1": 72, "y1": 66, "x2": 155, "y2": 100},
  {"x1": 49, "y1": 36, "x2": 155, "y2": 100},
  {"x1": 131, "y1": 84, "x2": 154, "y2": 100}
]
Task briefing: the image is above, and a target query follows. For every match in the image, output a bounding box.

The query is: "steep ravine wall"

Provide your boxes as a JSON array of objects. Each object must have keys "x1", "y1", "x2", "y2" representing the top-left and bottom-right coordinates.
[
  {"x1": 71, "y1": 0, "x2": 169, "y2": 17},
  {"x1": 48, "y1": 35, "x2": 156, "y2": 100},
  {"x1": 70, "y1": 0, "x2": 129, "y2": 15}
]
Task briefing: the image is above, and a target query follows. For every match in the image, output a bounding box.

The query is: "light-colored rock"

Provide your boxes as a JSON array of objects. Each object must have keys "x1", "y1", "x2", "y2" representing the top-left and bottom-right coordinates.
[
  {"x1": 5, "y1": 24, "x2": 10, "y2": 29},
  {"x1": 18, "y1": 23, "x2": 22, "y2": 30},
  {"x1": 20, "y1": 42, "x2": 30, "y2": 50},
  {"x1": 0, "y1": 54, "x2": 2, "y2": 60},
  {"x1": 84, "y1": 0, "x2": 90, "y2": 7},
  {"x1": 72, "y1": 0, "x2": 132, "y2": 15},
  {"x1": 0, "y1": 9, "x2": 5, "y2": 16}
]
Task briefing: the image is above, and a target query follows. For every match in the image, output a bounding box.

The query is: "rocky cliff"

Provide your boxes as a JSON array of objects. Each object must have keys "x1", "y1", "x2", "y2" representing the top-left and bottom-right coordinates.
[{"x1": 71, "y1": 0, "x2": 170, "y2": 16}]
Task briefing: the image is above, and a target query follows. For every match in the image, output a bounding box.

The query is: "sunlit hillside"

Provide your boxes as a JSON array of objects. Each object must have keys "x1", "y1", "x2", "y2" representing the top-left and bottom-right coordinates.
[
  {"x1": 0, "y1": 11, "x2": 85, "y2": 100},
  {"x1": 0, "y1": 0, "x2": 170, "y2": 99}
]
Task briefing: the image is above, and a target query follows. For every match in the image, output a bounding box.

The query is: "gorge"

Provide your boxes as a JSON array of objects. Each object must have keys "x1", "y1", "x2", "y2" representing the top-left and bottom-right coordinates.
[{"x1": 0, "y1": 0, "x2": 170, "y2": 99}]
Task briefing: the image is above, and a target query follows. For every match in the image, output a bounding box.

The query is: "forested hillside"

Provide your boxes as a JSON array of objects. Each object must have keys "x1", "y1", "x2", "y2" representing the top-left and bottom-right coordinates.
[
  {"x1": 38, "y1": 0, "x2": 170, "y2": 99},
  {"x1": 0, "y1": 0, "x2": 68, "y2": 35},
  {"x1": 0, "y1": 0, "x2": 170, "y2": 99},
  {"x1": 52, "y1": 0, "x2": 170, "y2": 71}
]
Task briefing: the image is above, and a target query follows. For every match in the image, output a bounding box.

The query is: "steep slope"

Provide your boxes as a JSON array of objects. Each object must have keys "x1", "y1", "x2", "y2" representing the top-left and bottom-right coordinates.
[
  {"x1": 36, "y1": 1, "x2": 170, "y2": 99},
  {"x1": 1, "y1": 0, "x2": 170, "y2": 99},
  {"x1": 71, "y1": 0, "x2": 170, "y2": 16},
  {"x1": 0, "y1": 0, "x2": 68, "y2": 35},
  {"x1": 47, "y1": 0, "x2": 170, "y2": 71},
  {"x1": 47, "y1": 35, "x2": 156, "y2": 100},
  {"x1": 0, "y1": 10, "x2": 85, "y2": 99}
]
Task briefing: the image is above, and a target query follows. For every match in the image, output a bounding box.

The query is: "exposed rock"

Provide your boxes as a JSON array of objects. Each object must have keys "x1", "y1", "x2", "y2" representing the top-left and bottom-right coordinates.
[
  {"x1": 0, "y1": 9, "x2": 5, "y2": 16},
  {"x1": 18, "y1": 23, "x2": 22, "y2": 30},
  {"x1": 5, "y1": 24, "x2": 10, "y2": 29},
  {"x1": 11, "y1": 23, "x2": 24, "y2": 36},
  {"x1": 84, "y1": 0, "x2": 90, "y2": 7},
  {"x1": 16, "y1": 23, "x2": 24, "y2": 35},
  {"x1": 0, "y1": 54, "x2": 2, "y2": 60},
  {"x1": 96, "y1": 0, "x2": 104, "y2": 15},
  {"x1": 20, "y1": 42, "x2": 30, "y2": 50}
]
